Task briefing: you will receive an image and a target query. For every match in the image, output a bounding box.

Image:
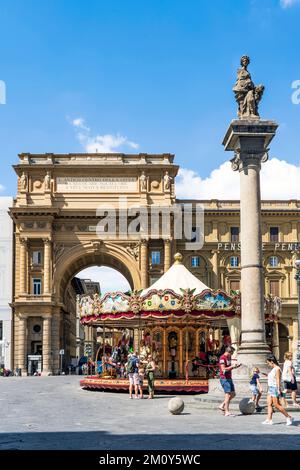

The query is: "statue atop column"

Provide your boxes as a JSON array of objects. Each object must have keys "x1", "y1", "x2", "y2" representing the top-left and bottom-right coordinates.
[{"x1": 233, "y1": 55, "x2": 264, "y2": 119}]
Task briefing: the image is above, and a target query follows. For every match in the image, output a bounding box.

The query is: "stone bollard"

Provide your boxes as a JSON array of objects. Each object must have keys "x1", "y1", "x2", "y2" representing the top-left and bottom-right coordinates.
[
  {"x1": 168, "y1": 397, "x2": 185, "y2": 415},
  {"x1": 239, "y1": 398, "x2": 255, "y2": 415}
]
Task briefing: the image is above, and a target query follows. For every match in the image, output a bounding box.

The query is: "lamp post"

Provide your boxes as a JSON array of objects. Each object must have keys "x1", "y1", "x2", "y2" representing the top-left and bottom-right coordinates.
[{"x1": 294, "y1": 259, "x2": 300, "y2": 379}]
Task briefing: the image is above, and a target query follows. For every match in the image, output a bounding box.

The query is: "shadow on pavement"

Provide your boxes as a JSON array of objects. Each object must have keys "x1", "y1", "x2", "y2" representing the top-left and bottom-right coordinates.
[{"x1": 0, "y1": 431, "x2": 300, "y2": 450}]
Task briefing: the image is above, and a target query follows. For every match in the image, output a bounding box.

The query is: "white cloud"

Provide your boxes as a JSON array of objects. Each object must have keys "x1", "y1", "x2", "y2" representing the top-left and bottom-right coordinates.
[
  {"x1": 0, "y1": 184, "x2": 5, "y2": 192},
  {"x1": 76, "y1": 266, "x2": 131, "y2": 294},
  {"x1": 176, "y1": 158, "x2": 300, "y2": 200},
  {"x1": 280, "y1": 0, "x2": 299, "y2": 8},
  {"x1": 72, "y1": 117, "x2": 90, "y2": 132},
  {"x1": 70, "y1": 117, "x2": 139, "y2": 153}
]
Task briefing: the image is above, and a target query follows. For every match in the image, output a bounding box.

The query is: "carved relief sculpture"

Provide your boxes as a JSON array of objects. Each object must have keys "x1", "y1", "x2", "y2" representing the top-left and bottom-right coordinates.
[
  {"x1": 140, "y1": 171, "x2": 147, "y2": 191},
  {"x1": 44, "y1": 171, "x2": 51, "y2": 191},
  {"x1": 163, "y1": 171, "x2": 172, "y2": 192},
  {"x1": 20, "y1": 172, "x2": 28, "y2": 191}
]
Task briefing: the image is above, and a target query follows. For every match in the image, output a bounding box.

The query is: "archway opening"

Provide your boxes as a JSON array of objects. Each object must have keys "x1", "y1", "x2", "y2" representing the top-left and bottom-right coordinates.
[
  {"x1": 60, "y1": 264, "x2": 132, "y2": 373},
  {"x1": 76, "y1": 266, "x2": 131, "y2": 295}
]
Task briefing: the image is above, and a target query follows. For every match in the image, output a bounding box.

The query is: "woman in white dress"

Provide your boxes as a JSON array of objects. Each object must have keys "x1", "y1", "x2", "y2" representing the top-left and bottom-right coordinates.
[{"x1": 262, "y1": 355, "x2": 294, "y2": 426}]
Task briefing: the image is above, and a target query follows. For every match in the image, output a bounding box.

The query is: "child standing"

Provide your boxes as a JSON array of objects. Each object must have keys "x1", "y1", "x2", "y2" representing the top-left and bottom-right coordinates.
[{"x1": 250, "y1": 367, "x2": 263, "y2": 410}]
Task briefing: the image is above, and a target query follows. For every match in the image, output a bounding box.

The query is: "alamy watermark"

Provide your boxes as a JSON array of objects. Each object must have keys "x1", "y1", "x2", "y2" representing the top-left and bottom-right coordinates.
[
  {"x1": 94, "y1": 198, "x2": 204, "y2": 250},
  {"x1": 291, "y1": 80, "x2": 300, "y2": 104},
  {"x1": 0, "y1": 80, "x2": 6, "y2": 104}
]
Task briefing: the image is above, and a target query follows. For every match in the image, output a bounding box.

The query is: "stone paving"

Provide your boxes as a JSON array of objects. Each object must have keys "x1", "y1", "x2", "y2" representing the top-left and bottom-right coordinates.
[{"x1": 0, "y1": 376, "x2": 299, "y2": 450}]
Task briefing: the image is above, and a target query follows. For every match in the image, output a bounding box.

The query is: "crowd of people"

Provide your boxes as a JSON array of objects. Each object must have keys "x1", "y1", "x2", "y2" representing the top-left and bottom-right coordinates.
[
  {"x1": 218, "y1": 346, "x2": 299, "y2": 425},
  {"x1": 83, "y1": 346, "x2": 158, "y2": 398}
]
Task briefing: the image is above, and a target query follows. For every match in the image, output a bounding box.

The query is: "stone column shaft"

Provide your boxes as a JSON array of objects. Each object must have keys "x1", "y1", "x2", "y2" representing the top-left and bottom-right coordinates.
[
  {"x1": 141, "y1": 240, "x2": 148, "y2": 289},
  {"x1": 18, "y1": 316, "x2": 27, "y2": 373},
  {"x1": 42, "y1": 317, "x2": 52, "y2": 374},
  {"x1": 52, "y1": 310, "x2": 60, "y2": 374},
  {"x1": 43, "y1": 239, "x2": 52, "y2": 294},
  {"x1": 164, "y1": 239, "x2": 171, "y2": 273},
  {"x1": 239, "y1": 161, "x2": 267, "y2": 352},
  {"x1": 19, "y1": 238, "x2": 27, "y2": 294},
  {"x1": 211, "y1": 250, "x2": 219, "y2": 290}
]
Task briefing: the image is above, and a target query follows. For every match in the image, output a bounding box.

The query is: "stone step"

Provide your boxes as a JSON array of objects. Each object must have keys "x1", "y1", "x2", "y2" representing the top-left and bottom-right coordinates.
[{"x1": 192, "y1": 395, "x2": 300, "y2": 413}]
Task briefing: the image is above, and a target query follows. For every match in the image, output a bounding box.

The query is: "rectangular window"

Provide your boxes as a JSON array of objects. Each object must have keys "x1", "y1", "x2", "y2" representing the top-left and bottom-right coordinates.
[
  {"x1": 151, "y1": 251, "x2": 161, "y2": 265},
  {"x1": 230, "y1": 281, "x2": 240, "y2": 292},
  {"x1": 269, "y1": 280, "x2": 279, "y2": 296},
  {"x1": 270, "y1": 227, "x2": 279, "y2": 243},
  {"x1": 230, "y1": 256, "x2": 239, "y2": 268},
  {"x1": 32, "y1": 250, "x2": 42, "y2": 265},
  {"x1": 0, "y1": 321, "x2": 3, "y2": 341},
  {"x1": 269, "y1": 256, "x2": 279, "y2": 268},
  {"x1": 33, "y1": 278, "x2": 42, "y2": 295},
  {"x1": 230, "y1": 227, "x2": 239, "y2": 242},
  {"x1": 191, "y1": 256, "x2": 200, "y2": 268}
]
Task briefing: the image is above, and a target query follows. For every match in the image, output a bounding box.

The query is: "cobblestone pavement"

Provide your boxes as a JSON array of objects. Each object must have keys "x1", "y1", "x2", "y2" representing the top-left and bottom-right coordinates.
[{"x1": 0, "y1": 376, "x2": 299, "y2": 450}]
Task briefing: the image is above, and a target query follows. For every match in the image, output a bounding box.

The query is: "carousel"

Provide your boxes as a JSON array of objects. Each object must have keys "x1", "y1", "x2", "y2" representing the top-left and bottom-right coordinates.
[
  {"x1": 79, "y1": 253, "x2": 241, "y2": 393},
  {"x1": 79, "y1": 253, "x2": 281, "y2": 393}
]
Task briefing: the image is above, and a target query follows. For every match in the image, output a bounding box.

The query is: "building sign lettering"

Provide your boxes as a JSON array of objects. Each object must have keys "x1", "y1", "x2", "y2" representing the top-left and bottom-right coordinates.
[{"x1": 56, "y1": 177, "x2": 137, "y2": 193}]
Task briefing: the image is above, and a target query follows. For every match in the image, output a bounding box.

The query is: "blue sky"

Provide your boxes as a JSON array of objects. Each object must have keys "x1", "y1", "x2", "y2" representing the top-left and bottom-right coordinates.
[{"x1": 0, "y1": 0, "x2": 300, "y2": 198}]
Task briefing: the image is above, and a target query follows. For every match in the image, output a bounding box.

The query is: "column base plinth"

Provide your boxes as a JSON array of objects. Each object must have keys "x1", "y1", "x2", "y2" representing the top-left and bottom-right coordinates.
[{"x1": 236, "y1": 343, "x2": 271, "y2": 377}]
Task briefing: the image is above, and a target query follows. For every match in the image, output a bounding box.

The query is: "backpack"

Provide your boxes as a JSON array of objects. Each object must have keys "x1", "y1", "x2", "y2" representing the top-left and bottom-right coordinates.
[{"x1": 126, "y1": 357, "x2": 136, "y2": 374}]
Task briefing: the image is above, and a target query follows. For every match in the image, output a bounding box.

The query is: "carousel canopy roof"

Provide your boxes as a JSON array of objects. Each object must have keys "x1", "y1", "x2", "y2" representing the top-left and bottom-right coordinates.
[{"x1": 142, "y1": 253, "x2": 210, "y2": 295}]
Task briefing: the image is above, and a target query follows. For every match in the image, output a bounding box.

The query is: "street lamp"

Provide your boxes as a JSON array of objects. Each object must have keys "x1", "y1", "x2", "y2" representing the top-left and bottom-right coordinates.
[{"x1": 294, "y1": 259, "x2": 300, "y2": 379}]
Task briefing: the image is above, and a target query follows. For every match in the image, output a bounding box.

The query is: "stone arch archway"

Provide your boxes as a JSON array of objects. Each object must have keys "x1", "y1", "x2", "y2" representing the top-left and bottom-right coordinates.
[
  {"x1": 50, "y1": 241, "x2": 142, "y2": 374},
  {"x1": 53, "y1": 241, "x2": 141, "y2": 304}
]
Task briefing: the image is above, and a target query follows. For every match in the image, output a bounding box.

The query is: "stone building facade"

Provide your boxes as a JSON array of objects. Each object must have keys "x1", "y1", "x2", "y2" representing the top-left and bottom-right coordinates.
[
  {"x1": 10, "y1": 153, "x2": 300, "y2": 373},
  {"x1": 0, "y1": 197, "x2": 13, "y2": 369}
]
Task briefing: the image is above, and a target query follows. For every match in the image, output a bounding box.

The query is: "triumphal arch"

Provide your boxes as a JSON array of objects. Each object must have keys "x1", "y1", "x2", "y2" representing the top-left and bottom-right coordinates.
[{"x1": 11, "y1": 153, "x2": 179, "y2": 374}]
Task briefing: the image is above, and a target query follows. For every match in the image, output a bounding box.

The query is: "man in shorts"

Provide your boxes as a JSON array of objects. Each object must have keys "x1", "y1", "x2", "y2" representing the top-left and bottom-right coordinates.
[
  {"x1": 218, "y1": 346, "x2": 241, "y2": 416},
  {"x1": 127, "y1": 351, "x2": 140, "y2": 399}
]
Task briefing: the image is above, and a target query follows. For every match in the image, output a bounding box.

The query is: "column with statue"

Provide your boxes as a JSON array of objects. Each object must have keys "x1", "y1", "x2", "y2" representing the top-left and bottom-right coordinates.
[{"x1": 223, "y1": 55, "x2": 278, "y2": 377}]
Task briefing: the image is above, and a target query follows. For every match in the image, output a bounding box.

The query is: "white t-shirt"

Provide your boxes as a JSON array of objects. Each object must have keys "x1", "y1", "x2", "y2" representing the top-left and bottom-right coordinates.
[
  {"x1": 268, "y1": 366, "x2": 281, "y2": 387},
  {"x1": 282, "y1": 360, "x2": 294, "y2": 382}
]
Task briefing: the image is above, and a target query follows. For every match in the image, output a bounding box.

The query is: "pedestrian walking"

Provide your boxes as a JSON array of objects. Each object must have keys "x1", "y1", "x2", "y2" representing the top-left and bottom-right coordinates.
[
  {"x1": 282, "y1": 351, "x2": 300, "y2": 407},
  {"x1": 218, "y1": 346, "x2": 241, "y2": 417},
  {"x1": 262, "y1": 354, "x2": 294, "y2": 426}
]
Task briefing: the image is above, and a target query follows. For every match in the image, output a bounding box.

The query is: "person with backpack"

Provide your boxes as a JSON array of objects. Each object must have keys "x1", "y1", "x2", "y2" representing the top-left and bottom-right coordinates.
[{"x1": 126, "y1": 351, "x2": 140, "y2": 399}]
